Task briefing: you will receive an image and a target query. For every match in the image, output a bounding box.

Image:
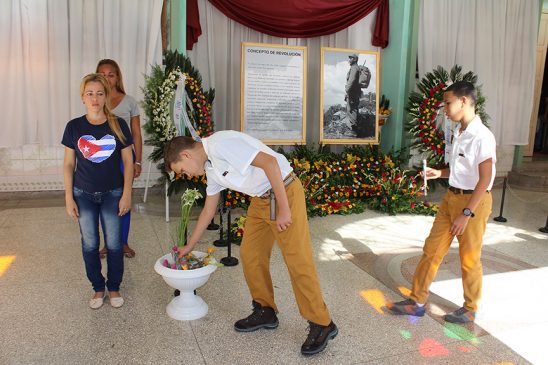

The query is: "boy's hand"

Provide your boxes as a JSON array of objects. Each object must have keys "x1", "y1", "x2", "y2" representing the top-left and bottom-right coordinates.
[
  {"x1": 421, "y1": 167, "x2": 442, "y2": 180},
  {"x1": 450, "y1": 215, "x2": 470, "y2": 236},
  {"x1": 177, "y1": 243, "x2": 195, "y2": 258},
  {"x1": 276, "y1": 207, "x2": 292, "y2": 232}
]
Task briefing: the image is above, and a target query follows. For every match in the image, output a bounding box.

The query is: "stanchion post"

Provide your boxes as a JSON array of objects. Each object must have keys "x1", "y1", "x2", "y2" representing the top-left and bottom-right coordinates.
[
  {"x1": 143, "y1": 160, "x2": 152, "y2": 203},
  {"x1": 207, "y1": 217, "x2": 220, "y2": 230},
  {"x1": 220, "y1": 206, "x2": 239, "y2": 267},
  {"x1": 539, "y1": 215, "x2": 548, "y2": 233},
  {"x1": 213, "y1": 192, "x2": 227, "y2": 247},
  {"x1": 493, "y1": 177, "x2": 508, "y2": 223}
]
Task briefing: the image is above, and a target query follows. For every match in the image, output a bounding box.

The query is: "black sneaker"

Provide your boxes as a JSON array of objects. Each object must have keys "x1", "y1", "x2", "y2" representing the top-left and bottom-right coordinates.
[
  {"x1": 301, "y1": 321, "x2": 338, "y2": 356},
  {"x1": 444, "y1": 307, "x2": 476, "y2": 323},
  {"x1": 386, "y1": 298, "x2": 426, "y2": 317},
  {"x1": 234, "y1": 301, "x2": 279, "y2": 332}
]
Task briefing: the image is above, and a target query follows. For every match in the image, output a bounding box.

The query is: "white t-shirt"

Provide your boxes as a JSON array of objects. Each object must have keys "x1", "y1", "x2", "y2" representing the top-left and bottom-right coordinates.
[
  {"x1": 202, "y1": 130, "x2": 293, "y2": 197},
  {"x1": 448, "y1": 115, "x2": 497, "y2": 190},
  {"x1": 112, "y1": 95, "x2": 140, "y2": 125}
]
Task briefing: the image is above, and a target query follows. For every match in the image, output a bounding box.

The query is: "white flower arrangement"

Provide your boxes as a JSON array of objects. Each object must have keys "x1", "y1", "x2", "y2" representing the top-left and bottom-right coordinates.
[{"x1": 149, "y1": 68, "x2": 181, "y2": 142}]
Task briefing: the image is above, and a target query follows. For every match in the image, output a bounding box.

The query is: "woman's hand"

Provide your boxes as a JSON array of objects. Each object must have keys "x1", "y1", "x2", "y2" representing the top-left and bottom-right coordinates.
[
  {"x1": 133, "y1": 163, "x2": 142, "y2": 178},
  {"x1": 118, "y1": 194, "x2": 132, "y2": 216},
  {"x1": 66, "y1": 197, "x2": 79, "y2": 221}
]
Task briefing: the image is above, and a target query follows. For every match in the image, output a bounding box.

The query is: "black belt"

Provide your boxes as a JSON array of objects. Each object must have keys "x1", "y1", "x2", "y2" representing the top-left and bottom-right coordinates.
[
  {"x1": 259, "y1": 172, "x2": 297, "y2": 199},
  {"x1": 449, "y1": 186, "x2": 490, "y2": 194},
  {"x1": 449, "y1": 186, "x2": 474, "y2": 194}
]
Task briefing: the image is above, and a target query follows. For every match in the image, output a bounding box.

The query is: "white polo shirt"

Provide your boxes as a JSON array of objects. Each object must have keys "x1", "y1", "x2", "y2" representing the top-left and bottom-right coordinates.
[
  {"x1": 201, "y1": 130, "x2": 293, "y2": 197},
  {"x1": 448, "y1": 115, "x2": 497, "y2": 190}
]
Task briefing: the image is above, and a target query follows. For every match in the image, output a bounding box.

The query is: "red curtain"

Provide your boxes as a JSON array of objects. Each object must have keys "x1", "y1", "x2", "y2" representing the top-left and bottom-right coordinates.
[
  {"x1": 203, "y1": 0, "x2": 389, "y2": 47},
  {"x1": 187, "y1": 0, "x2": 202, "y2": 50},
  {"x1": 372, "y1": 0, "x2": 389, "y2": 48}
]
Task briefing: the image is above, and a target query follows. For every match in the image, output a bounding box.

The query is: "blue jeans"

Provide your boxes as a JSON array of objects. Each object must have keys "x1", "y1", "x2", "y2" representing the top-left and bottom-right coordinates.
[{"x1": 73, "y1": 187, "x2": 124, "y2": 292}]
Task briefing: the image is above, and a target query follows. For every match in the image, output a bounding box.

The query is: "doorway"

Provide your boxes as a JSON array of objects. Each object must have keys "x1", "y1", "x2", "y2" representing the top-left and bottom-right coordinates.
[{"x1": 526, "y1": 11, "x2": 548, "y2": 159}]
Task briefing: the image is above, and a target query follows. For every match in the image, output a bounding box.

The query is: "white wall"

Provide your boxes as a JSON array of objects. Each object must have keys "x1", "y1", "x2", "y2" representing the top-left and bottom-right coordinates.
[{"x1": 0, "y1": 144, "x2": 161, "y2": 192}]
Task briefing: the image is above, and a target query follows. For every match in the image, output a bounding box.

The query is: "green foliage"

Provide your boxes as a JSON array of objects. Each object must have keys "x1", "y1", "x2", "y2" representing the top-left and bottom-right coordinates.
[{"x1": 380, "y1": 94, "x2": 390, "y2": 110}]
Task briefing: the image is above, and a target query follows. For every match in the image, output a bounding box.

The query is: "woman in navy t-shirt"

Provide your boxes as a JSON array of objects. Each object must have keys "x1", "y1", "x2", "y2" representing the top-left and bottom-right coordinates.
[{"x1": 62, "y1": 74, "x2": 133, "y2": 309}]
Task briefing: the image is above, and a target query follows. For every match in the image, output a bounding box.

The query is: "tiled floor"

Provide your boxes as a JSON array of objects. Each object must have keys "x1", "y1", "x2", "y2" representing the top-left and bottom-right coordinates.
[{"x1": 1, "y1": 184, "x2": 547, "y2": 364}]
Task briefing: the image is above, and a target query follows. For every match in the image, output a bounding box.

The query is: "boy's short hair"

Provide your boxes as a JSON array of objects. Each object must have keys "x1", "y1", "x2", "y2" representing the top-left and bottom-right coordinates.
[
  {"x1": 445, "y1": 81, "x2": 477, "y2": 106},
  {"x1": 163, "y1": 136, "x2": 197, "y2": 172}
]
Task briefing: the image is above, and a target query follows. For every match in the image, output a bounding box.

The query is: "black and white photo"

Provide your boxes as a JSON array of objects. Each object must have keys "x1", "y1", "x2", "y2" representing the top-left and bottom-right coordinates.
[{"x1": 320, "y1": 47, "x2": 379, "y2": 144}]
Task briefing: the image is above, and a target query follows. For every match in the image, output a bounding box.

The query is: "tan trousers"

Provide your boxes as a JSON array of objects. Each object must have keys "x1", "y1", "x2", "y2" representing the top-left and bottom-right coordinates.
[
  {"x1": 240, "y1": 178, "x2": 331, "y2": 326},
  {"x1": 410, "y1": 190, "x2": 492, "y2": 312}
]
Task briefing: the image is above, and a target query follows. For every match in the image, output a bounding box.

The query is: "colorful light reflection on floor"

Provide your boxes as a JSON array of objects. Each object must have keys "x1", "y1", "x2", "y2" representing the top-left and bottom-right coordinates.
[
  {"x1": 0, "y1": 255, "x2": 16, "y2": 277},
  {"x1": 419, "y1": 338, "x2": 450, "y2": 357},
  {"x1": 360, "y1": 289, "x2": 387, "y2": 314},
  {"x1": 444, "y1": 322, "x2": 480, "y2": 344}
]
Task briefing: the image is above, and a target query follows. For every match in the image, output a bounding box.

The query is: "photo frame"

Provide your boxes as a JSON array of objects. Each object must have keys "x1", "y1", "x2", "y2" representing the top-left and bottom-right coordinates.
[
  {"x1": 241, "y1": 42, "x2": 307, "y2": 144},
  {"x1": 320, "y1": 47, "x2": 380, "y2": 144}
]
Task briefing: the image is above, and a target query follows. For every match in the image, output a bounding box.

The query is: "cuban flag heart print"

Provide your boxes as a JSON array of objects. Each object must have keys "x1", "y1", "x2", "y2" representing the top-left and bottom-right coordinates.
[{"x1": 77, "y1": 135, "x2": 116, "y2": 163}]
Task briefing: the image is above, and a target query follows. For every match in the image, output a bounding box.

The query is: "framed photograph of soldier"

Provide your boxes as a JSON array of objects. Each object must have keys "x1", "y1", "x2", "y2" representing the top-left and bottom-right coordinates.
[
  {"x1": 240, "y1": 42, "x2": 307, "y2": 144},
  {"x1": 319, "y1": 47, "x2": 380, "y2": 144}
]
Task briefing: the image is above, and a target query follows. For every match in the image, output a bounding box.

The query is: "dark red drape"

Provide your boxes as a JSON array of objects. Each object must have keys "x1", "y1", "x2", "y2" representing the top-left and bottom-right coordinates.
[
  {"x1": 204, "y1": 0, "x2": 389, "y2": 47},
  {"x1": 187, "y1": 0, "x2": 202, "y2": 50},
  {"x1": 371, "y1": 0, "x2": 389, "y2": 48}
]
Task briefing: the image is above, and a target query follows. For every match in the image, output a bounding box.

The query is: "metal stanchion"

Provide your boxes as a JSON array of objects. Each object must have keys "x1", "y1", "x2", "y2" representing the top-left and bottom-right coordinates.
[
  {"x1": 220, "y1": 207, "x2": 239, "y2": 267},
  {"x1": 540, "y1": 215, "x2": 548, "y2": 234},
  {"x1": 207, "y1": 218, "x2": 220, "y2": 230},
  {"x1": 213, "y1": 192, "x2": 227, "y2": 247},
  {"x1": 493, "y1": 177, "x2": 508, "y2": 223}
]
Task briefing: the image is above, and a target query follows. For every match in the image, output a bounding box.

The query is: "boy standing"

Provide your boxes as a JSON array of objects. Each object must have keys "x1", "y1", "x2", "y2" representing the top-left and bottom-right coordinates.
[
  {"x1": 164, "y1": 130, "x2": 337, "y2": 355},
  {"x1": 387, "y1": 81, "x2": 496, "y2": 323}
]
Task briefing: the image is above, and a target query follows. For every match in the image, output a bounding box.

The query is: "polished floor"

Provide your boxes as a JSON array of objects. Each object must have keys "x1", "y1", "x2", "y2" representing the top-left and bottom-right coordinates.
[{"x1": 1, "y1": 183, "x2": 547, "y2": 365}]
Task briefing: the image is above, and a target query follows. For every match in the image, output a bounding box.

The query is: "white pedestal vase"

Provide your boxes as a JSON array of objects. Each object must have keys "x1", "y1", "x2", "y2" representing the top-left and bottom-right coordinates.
[{"x1": 154, "y1": 252, "x2": 217, "y2": 320}]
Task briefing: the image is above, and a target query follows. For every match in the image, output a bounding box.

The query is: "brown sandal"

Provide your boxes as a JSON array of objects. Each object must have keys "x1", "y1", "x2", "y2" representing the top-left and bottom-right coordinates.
[
  {"x1": 99, "y1": 247, "x2": 107, "y2": 259},
  {"x1": 123, "y1": 244, "x2": 136, "y2": 258}
]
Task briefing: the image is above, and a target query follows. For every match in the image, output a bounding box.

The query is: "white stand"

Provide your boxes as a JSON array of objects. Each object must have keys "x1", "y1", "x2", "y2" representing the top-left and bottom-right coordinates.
[
  {"x1": 154, "y1": 252, "x2": 217, "y2": 321},
  {"x1": 165, "y1": 181, "x2": 170, "y2": 222},
  {"x1": 166, "y1": 290, "x2": 208, "y2": 321},
  {"x1": 143, "y1": 160, "x2": 152, "y2": 203},
  {"x1": 143, "y1": 159, "x2": 170, "y2": 222},
  {"x1": 422, "y1": 159, "x2": 428, "y2": 196}
]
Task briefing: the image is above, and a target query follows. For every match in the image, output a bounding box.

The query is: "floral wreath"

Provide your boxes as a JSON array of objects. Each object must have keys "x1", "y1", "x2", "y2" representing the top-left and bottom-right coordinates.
[
  {"x1": 143, "y1": 51, "x2": 215, "y2": 194},
  {"x1": 406, "y1": 65, "x2": 488, "y2": 167}
]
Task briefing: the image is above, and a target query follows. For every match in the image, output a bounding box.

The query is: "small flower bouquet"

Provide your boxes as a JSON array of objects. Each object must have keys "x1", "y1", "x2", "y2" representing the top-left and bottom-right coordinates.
[
  {"x1": 379, "y1": 94, "x2": 391, "y2": 125},
  {"x1": 162, "y1": 246, "x2": 218, "y2": 270},
  {"x1": 160, "y1": 188, "x2": 219, "y2": 270}
]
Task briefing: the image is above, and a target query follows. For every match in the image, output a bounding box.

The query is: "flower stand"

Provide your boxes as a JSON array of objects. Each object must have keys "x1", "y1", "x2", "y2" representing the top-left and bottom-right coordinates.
[{"x1": 154, "y1": 251, "x2": 217, "y2": 320}]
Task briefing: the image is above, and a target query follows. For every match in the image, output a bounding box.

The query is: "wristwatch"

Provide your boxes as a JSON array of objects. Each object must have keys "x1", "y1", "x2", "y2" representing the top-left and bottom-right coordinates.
[
  {"x1": 462, "y1": 208, "x2": 475, "y2": 218},
  {"x1": 135, "y1": 161, "x2": 142, "y2": 166}
]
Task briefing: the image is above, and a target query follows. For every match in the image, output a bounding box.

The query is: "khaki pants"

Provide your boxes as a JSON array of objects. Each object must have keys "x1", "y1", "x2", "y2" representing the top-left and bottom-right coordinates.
[
  {"x1": 410, "y1": 190, "x2": 492, "y2": 312},
  {"x1": 240, "y1": 178, "x2": 331, "y2": 326}
]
